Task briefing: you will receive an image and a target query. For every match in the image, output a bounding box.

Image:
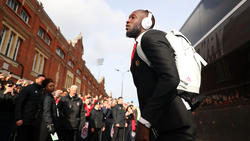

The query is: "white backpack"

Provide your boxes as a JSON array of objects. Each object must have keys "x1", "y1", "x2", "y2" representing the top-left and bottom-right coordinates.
[{"x1": 136, "y1": 30, "x2": 207, "y2": 94}]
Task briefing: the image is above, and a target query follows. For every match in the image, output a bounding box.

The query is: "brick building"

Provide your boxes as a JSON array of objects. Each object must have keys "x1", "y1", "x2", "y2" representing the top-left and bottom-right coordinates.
[{"x1": 0, "y1": 0, "x2": 108, "y2": 97}]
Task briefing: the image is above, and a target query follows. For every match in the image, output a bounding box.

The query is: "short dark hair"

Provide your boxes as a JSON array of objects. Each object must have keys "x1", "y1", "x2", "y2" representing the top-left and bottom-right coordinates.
[
  {"x1": 42, "y1": 78, "x2": 53, "y2": 88},
  {"x1": 37, "y1": 74, "x2": 46, "y2": 78},
  {"x1": 118, "y1": 97, "x2": 123, "y2": 100},
  {"x1": 62, "y1": 88, "x2": 68, "y2": 92},
  {"x1": 5, "y1": 80, "x2": 14, "y2": 85}
]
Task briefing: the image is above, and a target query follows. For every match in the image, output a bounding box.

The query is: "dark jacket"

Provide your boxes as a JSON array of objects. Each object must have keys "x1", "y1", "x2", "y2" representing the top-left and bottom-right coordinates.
[
  {"x1": 39, "y1": 91, "x2": 57, "y2": 141},
  {"x1": 43, "y1": 91, "x2": 57, "y2": 125},
  {"x1": 90, "y1": 108, "x2": 105, "y2": 129},
  {"x1": 15, "y1": 83, "x2": 44, "y2": 125},
  {"x1": 57, "y1": 94, "x2": 85, "y2": 130},
  {"x1": 131, "y1": 30, "x2": 195, "y2": 136},
  {"x1": 0, "y1": 91, "x2": 17, "y2": 141},
  {"x1": 103, "y1": 107, "x2": 113, "y2": 123},
  {"x1": 112, "y1": 104, "x2": 125, "y2": 127},
  {"x1": 0, "y1": 91, "x2": 17, "y2": 125}
]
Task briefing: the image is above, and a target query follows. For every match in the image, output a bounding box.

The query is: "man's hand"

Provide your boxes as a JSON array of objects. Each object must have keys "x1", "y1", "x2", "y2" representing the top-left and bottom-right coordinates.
[
  {"x1": 16, "y1": 120, "x2": 23, "y2": 126},
  {"x1": 102, "y1": 127, "x2": 105, "y2": 131},
  {"x1": 136, "y1": 122, "x2": 150, "y2": 141},
  {"x1": 115, "y1": 123, "x2": 120, "y2": 127},
  {"x1": 125, "y1": 123, "x2": 128, "y2": 127},
  {"x1": 47, "y1": 124, "x2": 56, "y2": 134},
  {"x1": 91, "y1": 128, "x2": 95, "y2": 133},
  {"x1": 4, "y1": 86, "x2": 14, "y2": 95}
]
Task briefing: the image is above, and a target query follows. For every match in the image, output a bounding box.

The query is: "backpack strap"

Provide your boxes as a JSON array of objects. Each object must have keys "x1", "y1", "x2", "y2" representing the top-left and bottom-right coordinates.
[
  {"x1": 136, "y1": 30, "x2": 207, "y2": 67},
  {"x1": 170, "y1": 30, "x2": 192, "y2": 45},
  {"x1": 136, "y1": 32, "x2": 152, "y2": 67},
  {"x1": 136, "y1": 43, "x2": 152, "y2": 67},
  {"x1": 169, "y1": 30, "x2": 208, "y2": 67},
  {"x1": 194, "y1": 53, "x2": 208, "y2": 66}
]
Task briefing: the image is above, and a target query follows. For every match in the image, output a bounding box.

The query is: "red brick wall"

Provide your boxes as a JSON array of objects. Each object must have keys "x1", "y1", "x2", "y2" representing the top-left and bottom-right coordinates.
[{"x1": 0, "y1": 0, "x2": 107, "y2": 96}]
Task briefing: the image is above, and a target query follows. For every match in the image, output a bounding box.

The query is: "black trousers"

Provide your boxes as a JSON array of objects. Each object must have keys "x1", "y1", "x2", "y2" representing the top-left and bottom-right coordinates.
[
  {"x1": 90, "y1": 128, "x2": 103, "y2": 141},
  {"x1": 102, "y1": 121, "x2": 112, "y2": 141},
  {"x1": 58, "y1": 129, "x2": 79, "y2": 141},
  {"x1": 151, "y1": 96, "x2": 196, "y2": 141},
  {"x1": 112, "y1": 127, "x2": 125, "y2": 141},
  {"x1": 0, "y1": 123, "x2": 14, "y2": 141},
  {"x1": 15, "y1": 125, "x2": 40, "y2": 141},
  {"x1": 38, "y1": 121, "x2": 57, "y2": 141}
]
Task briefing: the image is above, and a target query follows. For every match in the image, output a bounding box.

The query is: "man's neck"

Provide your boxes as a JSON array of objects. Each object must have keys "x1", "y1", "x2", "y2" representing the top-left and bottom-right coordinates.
[
  {"x1": 135, "y1": 30, "x2": 146, "y2": 40},
  {"x1": 69, "y1": 93, "x2": 75, "y2": 97}
]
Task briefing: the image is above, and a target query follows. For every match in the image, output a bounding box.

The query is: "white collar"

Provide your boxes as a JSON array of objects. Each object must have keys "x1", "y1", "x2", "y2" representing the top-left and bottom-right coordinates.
[
  {"x1": 135, "y1": 31, "x2": 147, "y2": 43},
  {"x1": 94, "y1": 107, "x2": 100, "y2": 110},
  {"x1": 69, "y1": 94, "x2": 75, "y2": 98}
]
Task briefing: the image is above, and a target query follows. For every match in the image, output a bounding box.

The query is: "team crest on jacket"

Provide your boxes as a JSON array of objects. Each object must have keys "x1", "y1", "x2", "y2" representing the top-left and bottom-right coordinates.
[
  {"x1": 77, "y1": 102, "x2": 80, "y2": 106},
  {"x1": 135, "y1": 60, "x2": 140, "y2": 66}
]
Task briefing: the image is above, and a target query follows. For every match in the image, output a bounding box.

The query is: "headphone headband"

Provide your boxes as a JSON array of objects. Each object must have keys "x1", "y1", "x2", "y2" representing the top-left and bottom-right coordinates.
[{"x1": 147, "y1": 12, "x2": 152, "y2": 19}]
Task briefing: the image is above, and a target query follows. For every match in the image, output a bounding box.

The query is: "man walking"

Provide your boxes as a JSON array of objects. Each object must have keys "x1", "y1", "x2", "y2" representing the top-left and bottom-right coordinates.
[{"x1": 126, "y1": 10, "x2": 196, "y2": 141}]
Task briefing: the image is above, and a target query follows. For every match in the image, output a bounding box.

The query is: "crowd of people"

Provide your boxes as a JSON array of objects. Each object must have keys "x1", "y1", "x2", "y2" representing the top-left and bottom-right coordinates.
[
  {"x1": 0, "y1": 71, "x2": 139, "y2": 141},
  {"x1": 201, "y1": 91, "x2": 249, "y2": 107}
]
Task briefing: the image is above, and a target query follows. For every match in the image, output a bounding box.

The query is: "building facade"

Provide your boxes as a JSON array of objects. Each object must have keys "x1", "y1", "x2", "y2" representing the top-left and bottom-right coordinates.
[
  {"x1": 180, "y1": 0, "x2": 250, "y2": 141},
  {"x1": 0, "y1": 0, "x2": 107, "y2": 97}
]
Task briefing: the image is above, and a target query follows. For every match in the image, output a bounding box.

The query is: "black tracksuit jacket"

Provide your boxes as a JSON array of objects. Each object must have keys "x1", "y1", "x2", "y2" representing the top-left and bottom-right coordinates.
[
  {"x1": 57, "y1": 94, "x2": 85, "y2": 130},
  {"x1": 15, "y1": 83, "x2": 44, "y2": 125}
]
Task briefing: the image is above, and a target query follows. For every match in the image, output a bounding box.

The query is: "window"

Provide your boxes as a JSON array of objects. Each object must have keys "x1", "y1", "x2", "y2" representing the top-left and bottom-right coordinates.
[
  {"x1": 6, "y1": 0, "x2": 19, "y2": 12},
  {"x1": 0, "y1": 25, "x2": 22, "y2": 60},
  {"x1": 32, "y1": 50, "x2": 47, "y2": 74},
  {"x1": 83, "y1": 75, "x2": 87, "y2": 80},
  {"x1": 56, "y1": 47, "x2": 64, "y2": 59},
  {"x1": 37, "y1": 27, "x2": 45, "y2": 38},
  {"x1": 65, "y1": 70, "x2": 74, "y2": 89},
  {"x1": 5, "y1": 32, "x2": 14, "y2": 56},
  {"x1": 13, "y1": 38, "x2": 21, "y2": 60},
  {"x1": 68, "y1": 60, "x2": 74, "y2": 68},
  {"x1": 45, "y1": 35, "x2": 51, "y2": 45},
  {"x1": 0, "y1": 27, "x2": 7, "y2": 49},
  {"x1": 20, "y1": 9, "x2": 29, "y2": 23},
  {"x1": 76, "y1": 77, "x2": 81, "y2": 94},
  {"x1": 77, "y1": 69, "x2": 81, "y2": 75},
  {"x1": 88, "y1": 80, "x2": 91, "y2": 85}
]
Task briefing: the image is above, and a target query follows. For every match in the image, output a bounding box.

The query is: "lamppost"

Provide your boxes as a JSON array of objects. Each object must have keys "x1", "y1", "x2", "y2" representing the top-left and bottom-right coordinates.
[{"x1": 115, "y1": 69, "x2": 130, "y2": 97}]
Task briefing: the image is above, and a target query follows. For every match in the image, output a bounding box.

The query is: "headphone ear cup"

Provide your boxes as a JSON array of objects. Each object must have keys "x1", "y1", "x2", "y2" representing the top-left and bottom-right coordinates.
[{"x1": 141, "y1": 15, "x2": 152, "y2": 30}]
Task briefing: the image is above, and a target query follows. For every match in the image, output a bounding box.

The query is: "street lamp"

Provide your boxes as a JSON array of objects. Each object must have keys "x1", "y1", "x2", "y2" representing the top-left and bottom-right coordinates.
[{"x1": 115, "y1": 69, "x2": 130, "y2": 97}]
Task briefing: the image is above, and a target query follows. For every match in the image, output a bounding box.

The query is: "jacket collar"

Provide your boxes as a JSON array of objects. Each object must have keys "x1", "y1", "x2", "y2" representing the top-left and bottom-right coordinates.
[
  {"x1": 136, "y1": 31, "x2": 146, "y2": 43},
  {"x1": 68, "y1": 94, "x2": 77, "y2": 99},
  {"x1": 136, "y1": 30, "x2": 150, "y2": 44},
  {"x1": 33, "y1": 83, "x2": 42, "y2": 89}
]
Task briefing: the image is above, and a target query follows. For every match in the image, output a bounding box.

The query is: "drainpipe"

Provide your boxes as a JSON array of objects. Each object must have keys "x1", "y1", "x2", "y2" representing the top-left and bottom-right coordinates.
[{"x1": 19, "y1": 63, "x2": 24, "y2": 79}]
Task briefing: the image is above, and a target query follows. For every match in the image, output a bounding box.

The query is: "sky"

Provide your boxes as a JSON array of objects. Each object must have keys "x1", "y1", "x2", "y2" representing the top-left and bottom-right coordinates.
[{"x1": 39, "y1": 0, "x2": 200, "y2": 106}]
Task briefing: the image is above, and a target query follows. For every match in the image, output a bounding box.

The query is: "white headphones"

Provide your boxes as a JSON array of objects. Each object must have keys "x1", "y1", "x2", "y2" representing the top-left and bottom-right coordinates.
[{"x1": 141, "y1": 11, "x2": 153, "y2": 30}]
